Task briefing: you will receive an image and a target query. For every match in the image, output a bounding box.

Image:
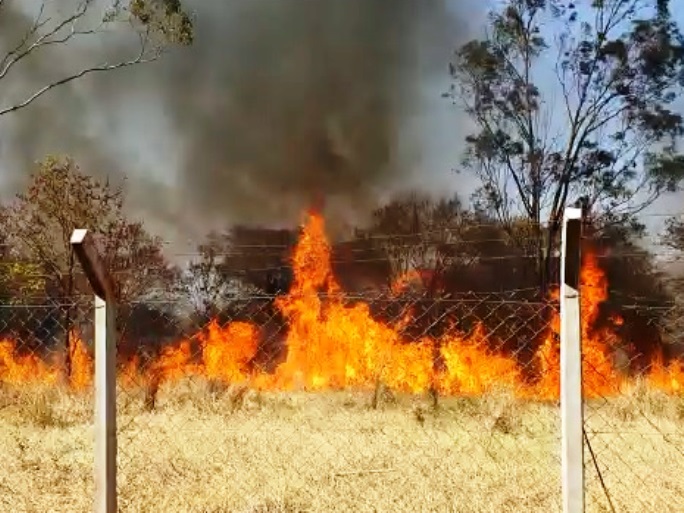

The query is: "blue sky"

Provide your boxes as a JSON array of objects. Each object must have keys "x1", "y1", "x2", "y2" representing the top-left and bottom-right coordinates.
[{"x1": 435, "y1": 1, "x2": 684, "y2": 242}]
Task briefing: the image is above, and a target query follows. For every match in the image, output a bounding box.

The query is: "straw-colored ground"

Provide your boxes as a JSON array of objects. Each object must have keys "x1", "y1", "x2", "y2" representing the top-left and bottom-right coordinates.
[{"x1": 0, "y1": 379, "x2": 682, "y2": 513}]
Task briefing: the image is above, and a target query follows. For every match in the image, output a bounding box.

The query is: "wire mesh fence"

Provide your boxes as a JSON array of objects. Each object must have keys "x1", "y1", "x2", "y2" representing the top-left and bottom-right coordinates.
[
  {"x1": 1, "y1": 289, "x2": 564, "y2": 512},
  {"x1": 0, "y1": 297, "x2": 94, "y2": 387},
  {"x1": 581, "y1": 297, "x2": 684, "y2": 513},
  {"x1": 0, "y1": 266, "x2": 682, "y2": 511},
  {"x1": 0, "y1": 297, "x2": 95, "y2": 512},
  {"x1": 113, "y1": 290, "x2": 564, "y2": 512}
]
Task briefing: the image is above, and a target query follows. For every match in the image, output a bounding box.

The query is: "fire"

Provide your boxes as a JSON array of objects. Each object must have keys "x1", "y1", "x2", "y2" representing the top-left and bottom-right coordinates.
[
  {"x1": 0, "y1": 332, "x2": 92, "y2": 389},
  {"x1": 68, "y1": 332, "x2": 94, "y2": 391},
  {"x1": 0, "y1": 212, "x2": 682, "y2": 400},
  {"x1": 439, "y1": 324, "x2": 523, "y2": 396},
  {"x1": 390, "y1": 269, "x2": 422, "y2": 295},
  {"x1": 647, "y1": 353, "x2": 684, "y2": 394},
  {"x1": 270, "y1": 212, "x2": 433, "y2": 392},
  {"x1": 532, "y1": 253, "x2": 626, "y2": 400},
  {"x1": 202, "y1": 320, "x2": 258, "y2": 382},
  {"x1": 0, "y1": 339, "x2": 59, "y2": 385}
]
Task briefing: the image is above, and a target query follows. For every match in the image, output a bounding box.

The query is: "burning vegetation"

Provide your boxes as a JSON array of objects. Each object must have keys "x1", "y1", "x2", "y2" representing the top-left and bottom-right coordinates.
[{"x1": 0, "y1": 212, "x2": 682, "y2": 401}]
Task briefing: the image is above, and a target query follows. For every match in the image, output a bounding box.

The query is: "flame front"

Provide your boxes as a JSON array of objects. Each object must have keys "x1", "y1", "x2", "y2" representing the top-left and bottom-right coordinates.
[
  {"x1": 0, "y1": 332, "x2": 92, "y2": 389},
  {"x1": 0, "y1": 212, "x2": 682, "y2": 400}
]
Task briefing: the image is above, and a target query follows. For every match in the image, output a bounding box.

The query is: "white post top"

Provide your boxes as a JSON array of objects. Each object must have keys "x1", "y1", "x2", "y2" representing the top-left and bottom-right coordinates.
[
  {"x1": 70, "y1": 228, "x2": 113, "y2": 301},
  {"x1": 564, "y1": 207, "x2": 582, "y2": 221},
  {"x1": 70, "y1": 228, "x2": 88, "y2": 245}
]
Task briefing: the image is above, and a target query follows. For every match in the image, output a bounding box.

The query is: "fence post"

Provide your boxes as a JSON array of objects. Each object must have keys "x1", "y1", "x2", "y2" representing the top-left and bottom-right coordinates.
[
  {"x1": 71, "y1": 229, "x2": 117, "y2": 513},
  {"x1": 560, "y1": 207, "x2": 584, "y2": 513}
]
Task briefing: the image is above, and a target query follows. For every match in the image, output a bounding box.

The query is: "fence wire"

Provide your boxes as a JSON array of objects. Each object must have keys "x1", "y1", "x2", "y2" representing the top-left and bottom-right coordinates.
[
  {"x1": 0, "y1": 287, "x2": 682, "y2": 512},
  {"x1": 0, "y1": 297, "x2": 95, "y2": 513},
  {"x1": 0, "y1": 291, "x2": 561, "y2": 512},
  {"x1": 115, "y1": 290, "x2": 562, "y2": 513},
  {"x1": 581, "y1": 298, "x2": 684, "y2": 513}
]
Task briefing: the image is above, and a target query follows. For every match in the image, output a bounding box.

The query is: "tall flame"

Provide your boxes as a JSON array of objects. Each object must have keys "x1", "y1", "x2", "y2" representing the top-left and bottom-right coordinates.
[{"x1": 0, "y1": 212, "x2": 682, "y2": 399}]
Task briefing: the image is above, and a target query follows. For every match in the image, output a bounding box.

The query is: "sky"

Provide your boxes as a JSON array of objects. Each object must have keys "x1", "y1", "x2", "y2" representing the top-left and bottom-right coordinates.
[
  {"x1": 0, "y1": 0, "x2": 483, "y2": 245},
  {"x1": 0, "y1": 0, "x2": 682, "y2": 251}
]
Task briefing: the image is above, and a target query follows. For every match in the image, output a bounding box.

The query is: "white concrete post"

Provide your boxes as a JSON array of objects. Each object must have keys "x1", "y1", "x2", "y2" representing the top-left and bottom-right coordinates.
[
  {"x1": 71, "y1": 229, "x2": 117, "y2": 513},
  {"x1": 560, "y1": 207, "x2": 584, "y2": 513}
]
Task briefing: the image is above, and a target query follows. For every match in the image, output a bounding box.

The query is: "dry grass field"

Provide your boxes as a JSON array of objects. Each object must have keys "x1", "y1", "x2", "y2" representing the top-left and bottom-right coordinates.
[{"x1": 0, "y1": 379, "x2": 682, "y2": 513}]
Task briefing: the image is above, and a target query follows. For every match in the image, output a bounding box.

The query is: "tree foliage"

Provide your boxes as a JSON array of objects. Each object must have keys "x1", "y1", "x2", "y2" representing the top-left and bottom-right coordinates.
[
  {"x1": 0, "y1": 0, "x2": 194, "y2": 117},
  {"x1": 219, "y1": 226, "x2": 296, "y2": 294},
  {"x1": 365, "y1": 192, "x2": 472, "y2": 293},
  {"x1": 179, "y1": 231, "x2": 238, "y2": 323},
  {"x1": 1, "y1": 156, "x2": 171, "y2": 302},
  {"x1": 662, "y1": 214, "x2": 684, "y2": 293},
  {"x1": 448, "y1": 0, "x2": 684, "y2": 287},
  {"x1": 664, "y1": 215, "x2": 684, "y2": 251},
  {"x1": 0, "y1": 156, "x2": 173, "y2": 368},
  {"x1": 174, "y1": 226, "x2": 296, "y2": 328}
]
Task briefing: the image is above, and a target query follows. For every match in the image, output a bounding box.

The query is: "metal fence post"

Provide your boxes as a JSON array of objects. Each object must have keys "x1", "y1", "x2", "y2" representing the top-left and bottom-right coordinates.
[
  {"x1": 560, "y1": 207, "x2": 584, "y2": 513},
  {"x1": 71, "y1": 229, "x2": 118, "y2": 513}
]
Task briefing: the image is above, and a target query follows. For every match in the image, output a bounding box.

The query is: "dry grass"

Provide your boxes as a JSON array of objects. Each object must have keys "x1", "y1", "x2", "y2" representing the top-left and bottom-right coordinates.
[{"x1": 0, "y1": 379, "x2": 682, "y2": 513}]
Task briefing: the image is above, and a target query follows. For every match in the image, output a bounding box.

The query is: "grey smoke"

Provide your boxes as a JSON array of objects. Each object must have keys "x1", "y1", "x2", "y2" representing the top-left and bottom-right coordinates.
[{"x1": 0, "y1": 0, "x2": 480, "y2": 239}]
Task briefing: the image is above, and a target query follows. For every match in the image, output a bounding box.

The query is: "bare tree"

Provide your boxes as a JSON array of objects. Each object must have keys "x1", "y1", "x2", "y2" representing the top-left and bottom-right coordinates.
[
  {"x1": 220, "y1": 225, "x2": 296, "y2": 293},
  {"x1": 0, "y1": 0, "x2": 193, "y2": 117},
  {"x1": 179, "y1": 232, "x2": 236, "y2": 323}
]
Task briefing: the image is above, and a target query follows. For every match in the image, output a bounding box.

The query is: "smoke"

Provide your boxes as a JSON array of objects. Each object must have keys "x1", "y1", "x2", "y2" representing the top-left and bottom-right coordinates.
[{"x1": 0, "y1": 0, "x2": 480, "y2": 239}]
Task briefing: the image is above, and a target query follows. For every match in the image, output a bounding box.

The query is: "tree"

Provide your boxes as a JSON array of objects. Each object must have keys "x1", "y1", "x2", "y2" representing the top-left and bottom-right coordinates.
[
  {"x1": 330, "y1": 235, "x2": 392, "y2": 294},
  {"x1": 0, "y1": 155, "x2": 173, "y2": 376},
  {"x1": 448, "y1": 0, "x2": 684, "y2": 290},
  {"x1": 664, "y1": 215, "x2": 684, "y2": 253},
  {"x1": 220, "y1": 225, "x2": 297, "y2": 293},
  {"x1": 440, "y1": 213, "x2": 541, "y2": 294},
  {"x1": 173, "y1": 226, "x2": 296, "y2": 340},
  {"x1": 0, "y1": 0, "x2": 193, "y2": 117},
  {"x1": 367, "y1": 192, "x2": 472, "y2": 295},
  {"x1": 101, "y1": 217, "x2": 179, "y2": 352},
  {"x1": 0, "y1": 220, "x2": 52, "y2": 348},
  {"x1": 179, "y1": 231, "x2": 237, "y2": 324},
  {"x1": 661, "y1": 215, "x2": 684, "y2": 352}
]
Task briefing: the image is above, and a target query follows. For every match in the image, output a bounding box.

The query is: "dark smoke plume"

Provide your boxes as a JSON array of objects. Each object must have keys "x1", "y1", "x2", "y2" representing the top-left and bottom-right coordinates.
[{"x1": 0, "y1": 0, "x2": 479, "y2": 238}]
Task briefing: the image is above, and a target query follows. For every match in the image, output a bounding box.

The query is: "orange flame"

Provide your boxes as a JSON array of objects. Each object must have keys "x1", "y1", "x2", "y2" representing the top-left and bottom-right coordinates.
[
  {"x1": 532, "y1": 252, "x2": 626, "y2": 400},
  {"x1": 202, "y1": 320, "x2": 257, "y2": 383},
  {"x1": 68, "y1": 332, "x2": 93, "y2": 391},
  {"x1": 0, "y1": 332, "x2": 92, "y2": 389},
  {"x1": 647, "y1": 353, "x2": 684, "y2": 393},
  {"x1": 0, "y1": 212, "x2": 682, "y2": 400},
  {"x1": 390, "y1": 269, "x2": 422, "y2": 295},
  {"x1": 0, "y1": 340, "x2": 59, "y2": 385}
]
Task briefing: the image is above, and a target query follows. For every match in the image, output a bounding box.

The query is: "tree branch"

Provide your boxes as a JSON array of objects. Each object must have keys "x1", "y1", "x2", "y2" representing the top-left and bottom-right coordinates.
[
  {"x1": 0, "y1": 40, "x2": 159, "y2": 117},
  {"x1": 0, "y1": 0, "x2": 93, "y2": 80},
  {"x1": 0, "y1": 1, "x2": 169, "y2": 118}
]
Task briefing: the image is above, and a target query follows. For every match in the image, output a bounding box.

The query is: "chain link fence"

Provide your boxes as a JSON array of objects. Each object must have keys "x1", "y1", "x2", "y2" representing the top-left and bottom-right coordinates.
[
  {"x1": 0, "y1": 284, "x2": 682, "y2": 511},
  {"x1": 581, "y1": 297, "x2": 684, "y2": 513},
  {"x1": 1, "y1": 289, "x2": 562, "y2": 512},
  {"x1": 118, "y1": 291, "x2": 563, "y2": 513},
  {"x1": 0, "y1": 296, "x2": 95, "y2": 512}
]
